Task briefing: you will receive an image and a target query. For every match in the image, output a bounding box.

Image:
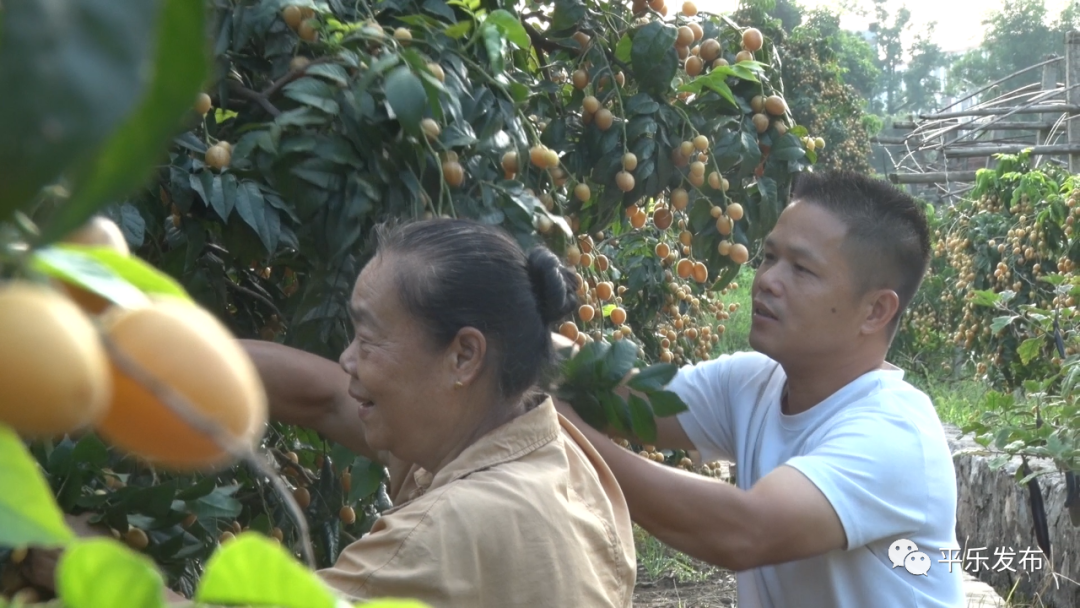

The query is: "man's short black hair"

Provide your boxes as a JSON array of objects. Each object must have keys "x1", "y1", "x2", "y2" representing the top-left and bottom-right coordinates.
[{"x1": 789, "y1": 170, "x2": 931, "y2": 339}]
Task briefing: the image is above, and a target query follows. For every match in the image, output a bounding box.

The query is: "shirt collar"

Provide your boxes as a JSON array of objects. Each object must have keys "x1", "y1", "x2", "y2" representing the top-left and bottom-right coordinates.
[{"x1": 409, "y1": 393, "x2": 560, "y2": 496}]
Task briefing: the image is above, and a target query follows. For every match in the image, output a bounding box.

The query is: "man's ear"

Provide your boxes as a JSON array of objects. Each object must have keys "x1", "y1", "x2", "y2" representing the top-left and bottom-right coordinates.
[
  {"x1": 860, "y1": 289, "x2": 900, "y2": 336},
  {"x1": 447, "y1": 327, "x2": 487, "y2": 386}
]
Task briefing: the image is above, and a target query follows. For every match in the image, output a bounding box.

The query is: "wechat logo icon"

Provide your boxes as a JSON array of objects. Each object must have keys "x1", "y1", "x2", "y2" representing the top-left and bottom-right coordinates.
[{"x1": 889, "y1": 539, "x2": 931, "y2": 576}]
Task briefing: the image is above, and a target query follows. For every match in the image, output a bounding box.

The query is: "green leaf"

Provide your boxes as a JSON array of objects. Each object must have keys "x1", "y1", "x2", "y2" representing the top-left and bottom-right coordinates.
[
  {"x1": 444, "y1": 20, "x2": 473, "y2": 39},
  {"x1": 37, "y1": 0, "x2": 209, "y2": 243},
  {"x1": 43, "y1": 244, "x2": 191, "y2": 300},
  {"x1": 769, "y1": 133, "x2": 806, "y2": 162},
  {"x1": 551, "y1": 0, "x2": 587, "y2": 31},
  {"x1": 56, "y1": 538, "x2": 165, "y2": 608},
  {"x1": 349, "y1": 459, "x2": 385, "y2": 503},
  {"x1": 971, "y1": 289, "x2": 1002, "y2": 307},
  {"x1": 0, "y1": 424, "x2": 75, "y2": 547},
  {"x1": 603, "y1": 339, "x2": 639, "y2": 384},
  {"x1": 0, "y1": 0, "x2": 161, "y2": 222},
  {"x1": 384, "y1": 66, "x2": 427, "y2": 134},
  {"x1": 631, "y1": 22, "x2": 678, "y2": 98},
  {"x1": 627, "y1": 364, "x2": 679, "y2": 393},
  {"x1": 615, "y1": 34, "x2": 633, "y2": 64},
  {"x1": 1018, "y1": 337, "x2": 1044, "y2": 365},
  {"x1": 678, "y1": 71, "x2": 736, "y2": 107},
  {"x1": 305, "y1": 63, "x2": 350, "y2": 86},
  {"x1": 645, "y1": 390, "x2": 689, "y2": 417},
  {"x1": 29, "y1": 246, "x2": 152, "y2": 308},
  {"x1": 625, "y1": 93, "x2": 660, "y2": 115},
  {"x1": 990, "y1": 315, "x2": 1018, "y2": 334},
  {"x1": 481, "y1": 24, "x2": 507, "y2": 75},
  {"x1": 628, "y1": 394, "x2": 658, "y2": 444},
  {"x1": 195, "y1": 533, "x2": 338, "y2": 608},
  {"x1": 283, "y1": 78, "x2": 340, "y2": 114},
  {"x1": 484, "y1": 10, "x2": 529, "y2": 48}
]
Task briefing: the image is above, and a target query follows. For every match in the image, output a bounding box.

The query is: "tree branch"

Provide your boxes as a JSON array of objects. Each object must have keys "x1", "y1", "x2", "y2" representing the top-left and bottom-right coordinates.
[
  {"x1": 523, "y1": 21, "x2": 578, "y2": 55},
  {"x1": 262, "y1": 57, "x2": 334, "y2": 99},
  {"x1": 224, "y1": 278, "x2": 285, "y2": 320},
  {"x1": 226, "y1": 80, "x2": 282, "y2": 117}
]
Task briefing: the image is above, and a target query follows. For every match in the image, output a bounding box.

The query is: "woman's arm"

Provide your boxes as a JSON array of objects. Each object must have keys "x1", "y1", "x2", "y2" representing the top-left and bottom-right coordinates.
[{"x1": 239, "y1": 340, "x2": 378, "y2": 462}]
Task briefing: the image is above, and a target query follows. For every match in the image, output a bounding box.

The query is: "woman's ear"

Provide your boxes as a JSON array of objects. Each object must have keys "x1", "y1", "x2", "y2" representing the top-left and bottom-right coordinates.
[{"x1": 447, "y1": 327, "x2": 487, "y2": 385}]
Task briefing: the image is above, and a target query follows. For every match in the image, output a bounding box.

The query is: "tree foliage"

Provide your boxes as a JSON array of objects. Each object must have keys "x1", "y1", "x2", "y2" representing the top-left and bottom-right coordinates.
[{"x1": 0, "y1": 0, "x2": 820, "y2": 603}]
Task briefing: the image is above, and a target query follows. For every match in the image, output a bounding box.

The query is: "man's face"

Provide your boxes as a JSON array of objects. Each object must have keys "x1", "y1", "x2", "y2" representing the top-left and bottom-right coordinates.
[{"x1": 749, "y1": 201, "x2": 869, "y2": 364}]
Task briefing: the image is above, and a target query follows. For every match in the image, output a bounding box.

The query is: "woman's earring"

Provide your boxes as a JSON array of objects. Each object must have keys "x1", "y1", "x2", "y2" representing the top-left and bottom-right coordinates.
[{"x1": 453, "y1": 380, "x2": 464, "y2": 389}]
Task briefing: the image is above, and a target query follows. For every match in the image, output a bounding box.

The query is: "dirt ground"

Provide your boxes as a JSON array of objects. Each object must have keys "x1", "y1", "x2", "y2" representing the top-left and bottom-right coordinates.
[{"x1": 632, "y1": 563, "x2": 738, "y2": 607}]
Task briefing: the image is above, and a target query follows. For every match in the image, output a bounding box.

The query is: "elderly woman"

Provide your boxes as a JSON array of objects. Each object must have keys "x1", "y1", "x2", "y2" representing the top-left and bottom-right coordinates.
[{"x1": 240, "y1": 218, "x2": 636, "y2": 606}]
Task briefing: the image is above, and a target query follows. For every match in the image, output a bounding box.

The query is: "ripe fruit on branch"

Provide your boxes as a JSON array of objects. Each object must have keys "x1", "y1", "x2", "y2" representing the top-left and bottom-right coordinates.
[
  {"x1": 764, "y1": 95, "x2": 788, "y2": 116},
  {"x1": 0, "y1": 282, "x2": 112, "y2": 437},
  {"x1": 685, "y1": 56, "x2": 703, "y2": 76},
  {"x1": 579, "y1": 304, "x2": 595, "y2": 322},
  {"x1": 735, "y1": 50, "x2": 753, "y2": 63},
  {"x1": 699, "y1": 39, "x2": 721, "y2": 62},
  {"x1": 427, "y1": 63, "x2": 445, "y2": 82},
  {"x1": 501, "y1": 151, "x2": 518, "y2": 176},
  {"x1": 616, "y1": 171, "x2": 635, "y2": 192},
  {"x1": 94, "y1": 298, "x2": 269, "y2": 472},
  {"x1": 421, "y1": 118, "x2": 440, "y2": 141},
  {"x1": 622, "y1": 153, "x2": 638, "y2": 171},
  {"x1": 574, "y1": 183, "x2": 591, "y2": 202},
  {"x1": 676, "y1": 26, "x2": 694, "y2": 47},
  {"x1": 205, "y1": 144, "x2": 231, "y2": 171},
  {"x1": 583, "y1": 96, "x2": 600, "y2": 114},
  {"x1": 610, "y1": 307, "x2": 627, "y2": 325},
  {"x1": 282, "y1": 5, "x2": 303, "y2": 30},
  {"x1": 742, "y1": 28, "x2": 763, "y2": 52},
  {"x1": 730, "y1": 243, "x2": 749, "y2": 264},
  {"x1": 595, "y1": 108, "x2": 614, "y2": 130},
  {"x1": 573, "y1": 69, "x2": 588, "y2": 90},
  {"x1": 752, "y1": 113, "x2": 769, "y2": 133},
  {"x1": 298, "y1": 20, "x2": 318, "y2": 42},
  {"x1": 442, "y1": 160, "x2": 464, "y2": 187},
  {"x1": 726, "y1": 203, "x2": 744, "y2": 221},
  {"x1": 681, "y1": 1, "x2": 697, "y2": 16},
  {"x1": 393, "y1": 27, "x2": 412, "y2": 45},
  {"x1": 194, "y1": 93, "x2": 212, "y2": 116}
]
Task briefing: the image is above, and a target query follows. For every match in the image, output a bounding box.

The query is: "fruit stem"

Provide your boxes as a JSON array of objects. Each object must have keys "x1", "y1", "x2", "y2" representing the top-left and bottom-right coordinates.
[{"x1": 99, "y1": 335, "x2": 318, "y2": 569}]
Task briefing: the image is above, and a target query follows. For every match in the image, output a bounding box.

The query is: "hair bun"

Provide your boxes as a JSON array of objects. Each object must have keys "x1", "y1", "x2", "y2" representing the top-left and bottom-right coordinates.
[{"x1": 526, "y1": 248, "x2": 578, "y2": 326}]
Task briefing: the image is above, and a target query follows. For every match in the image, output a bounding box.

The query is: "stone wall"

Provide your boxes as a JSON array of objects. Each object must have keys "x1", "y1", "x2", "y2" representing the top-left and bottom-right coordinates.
[{"x1": 947, "y1": 423, "x2": 1080, "y2": 607}]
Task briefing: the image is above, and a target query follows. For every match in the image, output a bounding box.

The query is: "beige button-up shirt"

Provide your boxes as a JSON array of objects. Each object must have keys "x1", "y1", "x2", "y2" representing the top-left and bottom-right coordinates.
[{"x1": 317, "y1": 395, "x2": 636, "y2": 607}]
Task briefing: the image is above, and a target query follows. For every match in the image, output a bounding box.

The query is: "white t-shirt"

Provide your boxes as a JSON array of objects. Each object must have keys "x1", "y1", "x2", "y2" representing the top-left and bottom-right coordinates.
[{"x1": 668, "y1": 351, "x2": 965, "y2": 608}]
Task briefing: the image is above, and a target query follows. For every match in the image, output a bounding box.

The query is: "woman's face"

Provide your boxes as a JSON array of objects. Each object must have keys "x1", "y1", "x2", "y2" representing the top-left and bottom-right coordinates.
[{"x1": 338, "y1": 254, "x2": 489, "y2": 470}]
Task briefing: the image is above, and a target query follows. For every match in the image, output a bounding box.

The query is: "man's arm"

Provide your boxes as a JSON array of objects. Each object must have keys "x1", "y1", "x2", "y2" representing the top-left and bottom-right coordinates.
[
  {"x1": 556, "y1": 402, "x2": 847, "y2": 571},
  {"x1": 240, "y1": 340, "x2": 378, "y2": 462}
]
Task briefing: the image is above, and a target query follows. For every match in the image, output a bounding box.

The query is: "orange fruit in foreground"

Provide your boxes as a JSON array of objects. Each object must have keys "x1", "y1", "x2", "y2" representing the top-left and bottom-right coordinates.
[
  {"x1": 94, "y1": 298, "x2": 268, "y2": 472},
  {"x1": 0, "y1": 282, "x2": 112, "y2": 437}
]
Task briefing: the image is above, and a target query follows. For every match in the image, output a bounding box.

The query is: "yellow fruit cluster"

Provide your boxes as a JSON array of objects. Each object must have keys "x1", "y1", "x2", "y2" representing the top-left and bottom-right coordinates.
[{"x1": 0, "y1": 217, "x2": 268, "y2": 472}]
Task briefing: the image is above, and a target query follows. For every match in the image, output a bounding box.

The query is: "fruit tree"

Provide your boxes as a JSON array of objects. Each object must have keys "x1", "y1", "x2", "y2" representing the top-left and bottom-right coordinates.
[{"x1": 0, "y1": 0, "x2": 817, "y2": 603}]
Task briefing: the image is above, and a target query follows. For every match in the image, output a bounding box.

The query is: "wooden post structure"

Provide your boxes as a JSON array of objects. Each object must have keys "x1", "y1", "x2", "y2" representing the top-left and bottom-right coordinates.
[
  {"x1": 1036, "y1": 55, "x2": 1061, "y2": 167},
  {"x1": 1067, "y1": 32, "x2": 1080, "y2": 173}
]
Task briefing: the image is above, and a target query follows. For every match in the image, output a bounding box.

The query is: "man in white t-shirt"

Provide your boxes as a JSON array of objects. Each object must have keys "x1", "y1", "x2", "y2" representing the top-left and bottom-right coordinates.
[{"x1": 556, "y1": 170, "x2": 965, "y2": 607}]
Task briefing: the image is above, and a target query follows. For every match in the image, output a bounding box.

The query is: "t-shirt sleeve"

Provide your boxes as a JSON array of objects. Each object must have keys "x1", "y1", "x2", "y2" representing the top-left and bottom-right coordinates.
[
  {"x1": 782, "y1": 405, "x2": 930, "y2": 550},
  {"x1": 666, "y1": 354, "x2": 739, "y2": 463}
]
